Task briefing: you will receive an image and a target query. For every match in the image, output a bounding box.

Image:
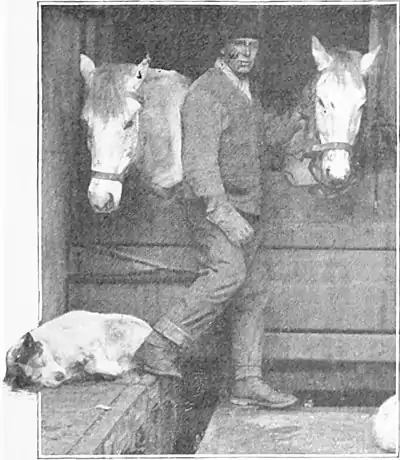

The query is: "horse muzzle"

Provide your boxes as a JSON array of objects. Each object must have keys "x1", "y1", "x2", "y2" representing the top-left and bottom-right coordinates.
[
  {"x1": 88, "y1": 191, "x2": 116, "y2": 213},
  {"x1": 88, "y1": 175, "x2": 124, "y2": 213},
  {"x1": 303, "y1": 141, "x2": 359, "y2": 195}
]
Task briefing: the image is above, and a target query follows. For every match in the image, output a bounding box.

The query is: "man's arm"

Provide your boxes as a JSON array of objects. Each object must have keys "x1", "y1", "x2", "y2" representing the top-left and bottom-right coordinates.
[
  {"x1": 181, "y1": 88, "x2": 227, "y2": 199},
  {"x1": 181, "y1": 88, "x2": 254, "y2": 246}
]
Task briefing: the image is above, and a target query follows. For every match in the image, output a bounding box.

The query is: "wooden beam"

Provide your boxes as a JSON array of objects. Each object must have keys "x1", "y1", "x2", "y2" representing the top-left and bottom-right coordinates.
[
  {"x1": 263, "y1": 332, "x2": 396, "y2": 362},
  {"x1": 41, "y1": 8, "x2": 82, "y2": 321}
]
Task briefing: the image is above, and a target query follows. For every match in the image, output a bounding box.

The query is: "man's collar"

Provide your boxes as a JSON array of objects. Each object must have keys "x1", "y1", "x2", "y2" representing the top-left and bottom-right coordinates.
[{"x1": 214, "y1": 58, "x2": 252, "y2": 101}]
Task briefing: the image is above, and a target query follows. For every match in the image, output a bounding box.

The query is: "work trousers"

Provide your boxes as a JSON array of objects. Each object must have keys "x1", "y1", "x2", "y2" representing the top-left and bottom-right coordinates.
[{"x1": 153, "y1": 200, "x2": 267, "y2": 380}]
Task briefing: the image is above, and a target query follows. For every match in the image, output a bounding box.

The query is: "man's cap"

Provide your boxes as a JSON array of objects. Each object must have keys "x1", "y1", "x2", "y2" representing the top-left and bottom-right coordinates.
[{"x1": 218, "y1": 8, "x2": 263, "y2": 44}]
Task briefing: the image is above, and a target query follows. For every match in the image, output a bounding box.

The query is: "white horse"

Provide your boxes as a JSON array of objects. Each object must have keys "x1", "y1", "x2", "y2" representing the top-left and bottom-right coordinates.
[
  {"x1": 80, "y1": 54, "x2": 190, "y2": 213},
  {"x1": 278, "y1": 36, "x2": 380, "y2": 197}
]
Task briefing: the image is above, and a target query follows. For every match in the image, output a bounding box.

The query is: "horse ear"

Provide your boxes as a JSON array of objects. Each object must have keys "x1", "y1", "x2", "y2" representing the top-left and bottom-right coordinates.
[
  {"x1": 360, "y1": 45, "x2": 381, "y2": 76},
  {"x1": 312, "y1": 36, "x2": 333, "y2": 71},
  {"x1": 126, "y1": 54, "x2": 151, "y2": 93},
  {"x1": 80, "y1": 54, "x2": 96, "y2": 86}
]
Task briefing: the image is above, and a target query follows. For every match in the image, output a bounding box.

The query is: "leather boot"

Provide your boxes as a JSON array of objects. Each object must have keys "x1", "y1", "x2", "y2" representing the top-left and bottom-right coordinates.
[
  {"x1": 135, "y1": 330, "x2": 182, "y2": 380},
  {"x1": 230, "y1": 377, "x2": 298, "y2": 409}
]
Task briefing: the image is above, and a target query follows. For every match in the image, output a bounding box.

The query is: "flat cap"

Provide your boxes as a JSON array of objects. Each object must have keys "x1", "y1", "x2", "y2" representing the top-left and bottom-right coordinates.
[{"x1": 218, "y1": 8, "x2": 263, "y2": 44}]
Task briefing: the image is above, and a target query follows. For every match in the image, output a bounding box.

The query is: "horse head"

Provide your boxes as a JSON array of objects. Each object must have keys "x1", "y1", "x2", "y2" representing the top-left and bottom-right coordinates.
[
  {"x1": 80, "y1": 54, "x2": 150, "y2": 213},
  {"x1": 285, "y1": 36, "x2": 380, "y2": 196}
]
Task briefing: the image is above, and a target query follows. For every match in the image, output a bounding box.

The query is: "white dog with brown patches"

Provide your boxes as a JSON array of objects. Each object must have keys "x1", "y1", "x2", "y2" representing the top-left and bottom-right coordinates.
[{"x1": 4, "y1": 311, "x2": 152, "y2": 390}]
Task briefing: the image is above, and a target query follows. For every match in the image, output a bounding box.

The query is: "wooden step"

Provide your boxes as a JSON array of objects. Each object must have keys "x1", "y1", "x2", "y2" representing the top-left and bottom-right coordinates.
[{"x1": 40, "y1": 375, "x2": 180, "y2": 456}]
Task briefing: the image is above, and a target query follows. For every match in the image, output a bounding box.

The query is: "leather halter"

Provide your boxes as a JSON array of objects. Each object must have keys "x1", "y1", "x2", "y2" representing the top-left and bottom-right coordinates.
[
  {"x1": 91, "y1": 165, "x2": 132, "y2": 184},
  {"x1": 301, "y1": 142, "x2": 359, "y2": 197},
  {"x1": 298, "y1": 77, "x2": 360, "y2": 198}
]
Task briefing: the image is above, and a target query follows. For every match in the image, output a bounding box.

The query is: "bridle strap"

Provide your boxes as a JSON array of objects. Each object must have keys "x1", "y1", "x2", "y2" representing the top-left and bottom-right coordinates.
[
  {"x1": 301, "y1": 141, "x2": 360, "y2": 196},
  {"x1": 91, "y1": 162, "x2": 132, "y2": 183},
  {"x1": 311, "y1": 142, "x2": 353, "y2": 155}
]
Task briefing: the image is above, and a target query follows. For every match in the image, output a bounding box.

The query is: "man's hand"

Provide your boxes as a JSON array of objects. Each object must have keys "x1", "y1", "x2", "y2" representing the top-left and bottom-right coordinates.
[
  {"x1": 264, "y1": 108, "x2": 305, "y2": 147},
  {"x1": 206, "y1": 197, "x2": 255, "y2": 246}
]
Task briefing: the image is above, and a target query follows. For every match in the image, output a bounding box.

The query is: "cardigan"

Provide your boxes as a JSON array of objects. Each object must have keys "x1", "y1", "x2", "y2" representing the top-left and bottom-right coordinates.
[{"x1": 181, "y1": 67, "x2": 265, "y2": 216}]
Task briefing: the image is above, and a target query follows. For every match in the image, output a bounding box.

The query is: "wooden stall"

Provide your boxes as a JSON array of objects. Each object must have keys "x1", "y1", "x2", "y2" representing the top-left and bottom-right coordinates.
[{"x1": 41, "y1": 4, "x2": 397, "y2": 399}]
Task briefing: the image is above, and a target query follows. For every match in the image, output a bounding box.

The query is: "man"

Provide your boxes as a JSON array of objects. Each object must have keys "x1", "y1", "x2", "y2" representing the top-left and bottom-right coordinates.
[{"x1": 135, "y1": 11, "x2": 301, "y2": 409}]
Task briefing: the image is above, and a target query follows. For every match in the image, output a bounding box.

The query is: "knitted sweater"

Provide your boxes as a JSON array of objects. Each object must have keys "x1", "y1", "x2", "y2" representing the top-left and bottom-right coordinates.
[{"x1": 181, "y1": 67, "x2": 265, "y2": 215}]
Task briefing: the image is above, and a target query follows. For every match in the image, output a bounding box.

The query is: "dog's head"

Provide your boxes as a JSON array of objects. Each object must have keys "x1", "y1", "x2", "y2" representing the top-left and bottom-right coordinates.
[{"x1": 4, "y1": 332, "x2": 66, "y2": 391}]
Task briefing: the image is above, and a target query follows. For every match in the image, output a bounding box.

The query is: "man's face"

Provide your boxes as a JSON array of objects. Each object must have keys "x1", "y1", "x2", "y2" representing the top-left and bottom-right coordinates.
[{"x1": 222, "y1": 38, "x2": 259, "y2": 77}]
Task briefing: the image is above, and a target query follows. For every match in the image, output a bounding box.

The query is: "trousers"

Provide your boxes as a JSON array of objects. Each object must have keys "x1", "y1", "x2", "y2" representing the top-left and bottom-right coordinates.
[{"x1": 153, "y1": 199, "x2": 267, "y2": 380}]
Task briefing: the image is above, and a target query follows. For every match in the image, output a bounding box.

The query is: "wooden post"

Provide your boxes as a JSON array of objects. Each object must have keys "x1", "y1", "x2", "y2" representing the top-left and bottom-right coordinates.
[
  {"x1": 365, "y1": 6, "x2": 382, "y2": 173},
  {"x1": 41, "y1": 7, "x2": 82, "y2": 321}
]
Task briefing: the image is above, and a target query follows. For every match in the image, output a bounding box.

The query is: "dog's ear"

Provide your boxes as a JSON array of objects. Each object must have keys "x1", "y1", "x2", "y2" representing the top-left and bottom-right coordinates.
[
  {"x1": 22, "y1": 332, "x2": 36, "y2": 349},
  {"x1": 17, "y1": 333, "x2": 43, "y2": 362}
]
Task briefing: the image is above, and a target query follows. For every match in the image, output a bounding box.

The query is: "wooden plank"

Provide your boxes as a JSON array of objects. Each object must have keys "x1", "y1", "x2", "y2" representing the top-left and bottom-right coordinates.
[
  {"x1": 69, "y1": 245, "x2": 199, "y2": 275},
  {"x1": 263, "y1": 332, "x2": 396, "y2": 362},
  {"x1": 68, "y1": 247, "x2": 396, "y2": 332},
  {"x1": 41, "y1": 8, "x2": 82, "y2": 321},
  {"x1": 256, "y1": 249, "x2": 396, "y2": 331},
  {"x1": 40, "y1": 375, "x2": 180, "y2": 456},
  {"x1": 258, "y1": 248, "x2": 395, "y2": 283},
  {"x1": 264, "y1": 361, "x2": 396, "y2": 393},
  {"x1": 262, "y1": 219, "x2": 396, "y2": 249},
  {"x1": 68, "y1": 282, "x2": 395, "y2": 363},
  {"x1": 262, "y1": 171, "x2": 396, "y2": 234},
  {"x1": 263, "y1": 282, "x2": 395, "y2": 332}
]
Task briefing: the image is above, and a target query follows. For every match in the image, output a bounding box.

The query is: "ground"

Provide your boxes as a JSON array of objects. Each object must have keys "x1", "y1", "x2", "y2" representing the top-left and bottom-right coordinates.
[{"x1": 197, "y1": 404, "x2": 389, "y2": 455}]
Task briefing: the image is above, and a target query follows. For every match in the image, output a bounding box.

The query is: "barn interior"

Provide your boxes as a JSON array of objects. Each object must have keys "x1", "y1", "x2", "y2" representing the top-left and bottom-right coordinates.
[{"x1": 40, "y1": 3, "x2": 397, "y2": 456}]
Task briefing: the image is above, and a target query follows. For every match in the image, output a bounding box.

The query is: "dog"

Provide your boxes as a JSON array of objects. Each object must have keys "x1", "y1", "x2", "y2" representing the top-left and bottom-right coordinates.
[
  {"x1": 372, "y1": 394, "x2": 398, "y2": 453},
  {"x1": 4, "y1": 310, "x2": 152, "y2": 390}
]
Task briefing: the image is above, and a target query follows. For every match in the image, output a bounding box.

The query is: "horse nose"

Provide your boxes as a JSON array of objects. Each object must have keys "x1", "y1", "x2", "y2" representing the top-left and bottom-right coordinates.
[
  {"x1": 103, "y1": 193, "x2": 115, "y2": 212},
  {"x1": 92, "y1": 193, "x2": 114, "y2": 213},
  {"x1": 54, "y1": 371, "x2": 65, "y2": 383},
  {"x1": 326, "y1": 165, "x2": 351, "y2": 184}
]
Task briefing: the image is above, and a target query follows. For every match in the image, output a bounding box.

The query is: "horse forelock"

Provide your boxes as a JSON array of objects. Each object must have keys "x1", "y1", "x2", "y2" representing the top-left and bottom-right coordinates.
[
  {"x1": 324, "y1": 47, "x2": 364, "y2": 90},
  {"x1": 85, "y1": 64, "x2": 132, "y2": 122}
]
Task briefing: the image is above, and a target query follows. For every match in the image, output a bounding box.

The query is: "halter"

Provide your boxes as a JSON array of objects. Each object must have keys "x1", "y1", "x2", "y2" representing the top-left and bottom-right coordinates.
[
  {"x1": 91, "y1": 164, "x2": 132, "y2": 184},
  {"x1": 298, "y1": 75, "x2": 361, "y2": 198},
  {"x1": 301, "y1": 141, "x2": 360, "y2": 198}
]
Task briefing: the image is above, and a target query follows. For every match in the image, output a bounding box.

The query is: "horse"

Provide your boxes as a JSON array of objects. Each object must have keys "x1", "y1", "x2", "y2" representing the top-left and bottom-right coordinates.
[
  {"x1": 80, "y1": 54, "x2": 191, "y2": 213},
  {"x1": 276, "y1": 36, "x2": 380, "y2": 198}
]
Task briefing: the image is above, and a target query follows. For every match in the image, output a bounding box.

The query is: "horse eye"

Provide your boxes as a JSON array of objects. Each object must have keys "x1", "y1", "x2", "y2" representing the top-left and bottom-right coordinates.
[
  {"x1": 124, "y1": 119, "x2": 134, "y2": 130},
  {"x1": 137, "y1": 71, "x2": 142, "y2": 80},
  {"x1": 317, "y1": 97, "x2": 325, "y2": 108}
]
